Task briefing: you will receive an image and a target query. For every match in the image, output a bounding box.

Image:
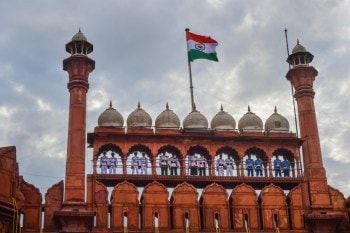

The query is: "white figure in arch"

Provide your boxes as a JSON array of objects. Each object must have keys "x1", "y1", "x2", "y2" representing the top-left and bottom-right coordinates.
[{"x1": 131, "y1": 152, "x2": 140, "y2": 174}]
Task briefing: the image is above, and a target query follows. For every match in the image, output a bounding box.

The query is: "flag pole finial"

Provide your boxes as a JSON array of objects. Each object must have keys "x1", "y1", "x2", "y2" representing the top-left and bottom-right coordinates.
[{"x1": 185, "y1": 28, "x2": 190, "y2": 32}]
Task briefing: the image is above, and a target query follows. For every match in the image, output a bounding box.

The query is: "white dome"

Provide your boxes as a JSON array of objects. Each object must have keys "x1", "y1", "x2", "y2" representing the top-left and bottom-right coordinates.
[
  {"x1": 155, "y1": 103, "x2": 180, "y2": 128},
  {"x1": 183, "y1": 105, "x2": 208, "y2": 129},
  {"x1": 210, "y1": 105, "x2": 236, "y2": 130},
  {"x1": 98, "y1": 102, "x2": 124, "y2": 127},
  {"x1": 72, "y1": 30, "x2": 87, "y2": 41},
  {"x1": 265, "y1": 106, "x2": 290, "y2": 132},
  {"x1": 126, "y1": 102, "x2": 152, "y2": 127},
  {"x1": 238, "y1": 106, "x2": 263, "y2": 131}
]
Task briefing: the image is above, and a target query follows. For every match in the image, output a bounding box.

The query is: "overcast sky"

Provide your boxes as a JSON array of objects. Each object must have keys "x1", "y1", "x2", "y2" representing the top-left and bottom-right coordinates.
[{"x1": 0, "y1": 0, "x2": 349, "y2": 199}]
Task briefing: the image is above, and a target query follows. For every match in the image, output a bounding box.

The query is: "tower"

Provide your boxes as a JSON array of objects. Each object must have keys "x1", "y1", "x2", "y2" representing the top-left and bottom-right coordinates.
[
  {"x1": 286, "y1": 41, "x2": 344, "y2": 232},
  {"x1": 62, "y1": 29, "x2": 95, "y2": 204},
  {"x1": 55, "y1": 30, "x2": 95, "y2": 233}
]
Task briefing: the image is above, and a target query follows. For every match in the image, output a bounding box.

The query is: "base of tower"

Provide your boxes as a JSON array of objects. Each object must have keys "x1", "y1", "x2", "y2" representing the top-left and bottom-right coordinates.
[
  {"x1": 55, "y1": 203, "x2": 95, "y2": 233},
  {"x1": 305, "y1": 211, "x2": 345, "y2": 233}
]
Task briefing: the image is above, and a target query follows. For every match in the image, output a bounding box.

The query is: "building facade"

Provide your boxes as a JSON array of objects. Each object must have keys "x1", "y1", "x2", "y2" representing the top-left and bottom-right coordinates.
[{"x1": 0, "y1": 30, "x2": 350, "y2": 233}]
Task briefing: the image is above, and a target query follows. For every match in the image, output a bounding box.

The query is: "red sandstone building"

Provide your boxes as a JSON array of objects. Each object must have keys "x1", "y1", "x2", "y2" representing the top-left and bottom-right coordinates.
[{"x1": 0, "y1": 30, "x2": 349, "y2": 233}]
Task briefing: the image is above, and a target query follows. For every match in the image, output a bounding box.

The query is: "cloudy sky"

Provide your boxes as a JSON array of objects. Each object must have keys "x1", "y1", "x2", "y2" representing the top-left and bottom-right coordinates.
[{"x1": 0, "y1": 0, "x2": 349, "y2": 198}]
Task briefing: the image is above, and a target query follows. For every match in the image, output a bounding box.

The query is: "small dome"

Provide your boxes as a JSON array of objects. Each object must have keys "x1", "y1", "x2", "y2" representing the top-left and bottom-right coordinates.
[
  {"x1": 72, "y1": 29, "x2": 87, "y2": 41},
  {"x1": 183, "y1": 105, "x2": 208, "y2": 129},
  {"x1": 291, "y1": 40, "x2": 307, "y2": 54},
  {"x1": 98, "y1": 102, "x2": 124, "y2": 127},
  {"x1": 238, "y1": 106, "x2": 263, "y2": 131},
  {"x1": 210, "y1": 105, "x2": 236, "y2": 130},
  {"x1": 155, "y1": 103, "x2": 180, "y2": 128},
  {"x1": 127, "y1": 102, "x2": 152, "y2": 127},
  {"x1": 265, "y1": 106, "x2": 290, "y2": 132}
]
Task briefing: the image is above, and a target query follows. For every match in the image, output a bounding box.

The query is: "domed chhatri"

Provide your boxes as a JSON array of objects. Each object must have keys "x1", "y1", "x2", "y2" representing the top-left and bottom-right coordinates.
[
  {"x1": 155, "y1": 103, "x2": 180, "y2": 128},
  {"x1": 265, "y1": 106, "x2": 290, "y2": 132},
  {"x1": 183, "y1": 104, "x2": 208, "y2": 129},
  {"x1": 238, "y1": 106, "x2": 263, "y2": 132},
  {"x1": 98, "y1": 101, "x2": 124, "y2": 127},
  {"x1": 210, "y1": 105, "x2": 236, "y2": 130},
  {"x1": 126, "y1": 102, "x2": 152, "y2": 127},
  {"x1": 65, "y1": 29, "x2": 93, "y2": 55},
  {"x1": 287, "y1": 39, "x2": 314, "y2": 67}
]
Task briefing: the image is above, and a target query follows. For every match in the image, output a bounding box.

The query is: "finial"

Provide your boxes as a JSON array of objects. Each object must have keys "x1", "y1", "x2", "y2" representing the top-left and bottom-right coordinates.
[
  {"x1": 137, "y1": 101, "x2": 141, "y2": 108},
  {"x1": 297, "y1": 39, "x2": 300, "y2": 45},
  {"x1": 109, "y1": 100, "x2": 112, "y2": 108},
  {"x1": 274, "y1": 106, "x2": 277, "y2": 113},
  {"x1": 248, "y1": 105, "x2": 251, "y2": 112},
  {"x1": 78, "y1": 28, "x2": 81, "y2": 33},
  {"x1": 166, "y1": 102, "x2": 169, "y2": 109},
  {"x1": 193, "y1": 103, "x2": 197, "y2": 111},
  {"x1": 185, "y1": 28, "x2": 190, "y2": 32},
  {"x1": 220, "y1": 104, "x2": 223, "y2": 111}
]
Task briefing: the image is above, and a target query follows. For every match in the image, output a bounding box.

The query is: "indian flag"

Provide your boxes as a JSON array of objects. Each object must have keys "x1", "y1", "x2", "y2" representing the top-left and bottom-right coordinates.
[{"x1": 186, "y1": 30, "x2": 218, "y2": 62}]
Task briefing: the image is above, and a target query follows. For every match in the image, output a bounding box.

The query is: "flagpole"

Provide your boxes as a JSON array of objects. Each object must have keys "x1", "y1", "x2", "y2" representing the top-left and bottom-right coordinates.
[
  {"x1": 284, "y1": 28, "x2": 299, "y2": 138},
  {"x1": 185, "y1": 28, "x2": 195, "y2": 111}
]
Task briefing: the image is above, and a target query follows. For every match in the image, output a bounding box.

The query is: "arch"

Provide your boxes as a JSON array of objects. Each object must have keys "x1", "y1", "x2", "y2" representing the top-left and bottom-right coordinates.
[
  {"x1": 259, "y1": 184, "x2": 288, "y2": 230},
  {"x1": 230, "y1": 183, "x2": 259, "y2": 230},
  {"x1": 187, "y1": 145, "x2": 211, "y2": 176},
  {"x1": 272, "y1": 148, "x2": 295, "y2": 163},
  {"x1": 243, "y1": 147, "x2": 268, "y2": 177},
  {"x1": 158, "y1": 144, "x2": 182, "y2": 157},
  {"x1": 127, "y1": 144, "x2": 153, "y2": 175},
  {"x1": 96, "y1": 143, "x2": 124, "y2": 158},
  {"x1": 272, "y1": 148, "x2": 297, "y2": 177},
  {"x1": 111, "y1": 181, "x2": 139, "y2": 231},
  {"x1": 287, "y1": 185, "x2": 304, "y2": 230},
  {"x1": 128, "y1": 143, "x2": 152, "y2": 157},
  {"x1": 245, "y1": 147, "x2": 268, "y2": 161},
  {"x1": 328, "y1": 186, "x2": 346, "y2": 210},
  {"x1": 94, "y1": 143, "x2": 124, "y2": 174},
  {"x1": 20, "y1": 179, "x2": 42, "y2": 232},
  {"x1": 330, "y1": 188, "x2": 350, "y2": 232},
  {"x1": 200, "y1": 183, "x2": 230, "y2": 231},
  {"x1": 215, "y1": 146, "x2": 239, "y2": 176},
  {"x1": 141, "y1": 181, "x2": 170, "y2": 230},
  {"x1": 187, "y1": 145, "x2": 210, "y2": 160},
  {"x1": 216, "y1": 146, "x2": 239, "y2": 160},
  {"x1": 44, "y1": 181, "x2": 63, "y2": 232},
  {"x1": 93, "y1": 181, "x2": 108, "y2": 229},
  {"x1": 157, "y1": 145, "x2": 182, "y2": 175},
  {"x1": 171, "y1": 182, "x2": 200, "y2": 231}
]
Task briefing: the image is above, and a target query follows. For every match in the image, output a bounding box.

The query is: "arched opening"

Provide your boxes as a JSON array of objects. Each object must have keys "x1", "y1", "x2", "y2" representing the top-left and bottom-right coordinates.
[
  {"x1": 214, "y1": 212, "x2": 220, "y2": 231},
  {"x1": 184, "y1": 212, "x2": 189, "y2": 232}
]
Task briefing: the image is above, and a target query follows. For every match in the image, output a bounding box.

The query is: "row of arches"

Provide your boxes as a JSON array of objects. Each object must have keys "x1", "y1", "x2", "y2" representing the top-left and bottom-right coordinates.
[
  {"x1": 91, "y1": 181, "x2": 305, "y2": 231},
  {"x1": 19, "y1": 178, "x2": 349, "y2": 233},
  {"x1": 92, "y1": 144, "x2": 302, "y2": 178}
]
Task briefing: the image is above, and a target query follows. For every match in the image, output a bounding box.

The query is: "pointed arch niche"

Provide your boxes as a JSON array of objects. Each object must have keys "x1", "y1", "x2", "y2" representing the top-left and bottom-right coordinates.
[
  {"x1": 230, "y1": 183, "x2": 259, "y2": 230},
  {"x1": 141, "y1": 181, "x2": 170, "y2": 230},
  {"x1": 110, "y1": 181, "x2": 139, "y2": 231},
  {"x1": 200, "y1": 183, "x2": 230, "y2": 231},
  {"x1": 171, "y1": 182, "x2": 200, "y2": 231},
  {"x1": 259, "y1": 184, "x2": 289, "y2": 230}
]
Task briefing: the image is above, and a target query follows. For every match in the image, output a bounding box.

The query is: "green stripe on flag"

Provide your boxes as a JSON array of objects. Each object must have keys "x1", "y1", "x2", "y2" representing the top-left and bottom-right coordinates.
[{"x1": 188, "y1": 49, "x2": 218, "y2": 62}]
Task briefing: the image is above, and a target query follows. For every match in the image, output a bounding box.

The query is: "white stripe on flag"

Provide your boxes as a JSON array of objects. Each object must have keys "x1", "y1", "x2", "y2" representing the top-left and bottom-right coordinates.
[{"x1": 187, "y1": 39, "x2": 217, "y2": 54}]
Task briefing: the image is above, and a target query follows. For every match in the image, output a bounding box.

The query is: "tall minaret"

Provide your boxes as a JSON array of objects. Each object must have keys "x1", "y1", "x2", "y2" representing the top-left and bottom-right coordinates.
[
  {"x1": 286, "y1": 41, "x2": 344, "y2": 232},
  {"x1": 63, "y1": 29, "x2": 95, "y2": 204}
]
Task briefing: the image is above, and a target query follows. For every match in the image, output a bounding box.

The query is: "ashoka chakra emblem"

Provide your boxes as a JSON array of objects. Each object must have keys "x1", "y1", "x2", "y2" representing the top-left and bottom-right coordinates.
[{"x1": 195, "y1": 43, "x2": 206, "y2": 51}]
